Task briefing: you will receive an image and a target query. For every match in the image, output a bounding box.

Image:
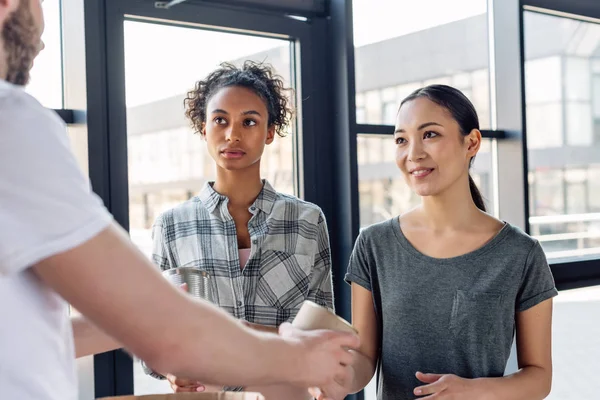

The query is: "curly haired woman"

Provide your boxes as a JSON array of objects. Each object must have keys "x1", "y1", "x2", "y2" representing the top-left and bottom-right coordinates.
[{"x1": 145, "y1": 61, "x2": 334, "y2": 399}]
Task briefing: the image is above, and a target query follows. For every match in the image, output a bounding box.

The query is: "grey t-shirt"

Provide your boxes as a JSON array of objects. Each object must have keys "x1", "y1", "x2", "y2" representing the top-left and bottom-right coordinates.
[{"x1": 345, "y1": 218, "x2": 557, "y2": 400}]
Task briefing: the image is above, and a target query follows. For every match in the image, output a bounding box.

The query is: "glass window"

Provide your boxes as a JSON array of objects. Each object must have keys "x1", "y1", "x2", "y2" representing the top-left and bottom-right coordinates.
[
  {"x1": 123, "y1": 20, "x2": 297, "y2": 395},
  {"x1": 356, "y1": 92, "x2": 367, "y2": 123},
  {"x1": 357, "y1": 107, "x2": 367, "y2": 123},
  {"x1": 396, "y1": 82, "x2": 422, "y2": 104},
  {"x1": 548, "y1": 286, "x2": 600, "y2": 399},
  {"x1": 524, "y1": 11, "x2": 600, "y2": 261},
  {"x1": 357, "y1": 135, "x2": 495, "y2": 227},
  {"x1": 25, "y1": 0, "x2": 63, "y2": 108},
  {"x1": 382, "y1": 102, "x2": 397, "y2": 125},
  {"x1": 471, "y1": 69, "x2": 491, "y2": 130},
  {"x1": 353, "y1": 0, "x2": 490, "y2": 128},
  {"x1": 526, "y1": 104, "x2": 563, "y2": 149},
  {"x1": 67, "y1": 126, "x2": 89, "y2": 176},
  {"x1": 382, "y1": 87, "x2": 396, "y2": 102},
  {"x1": 528, "y1": 171, "x2": 536, "y2": 216},
  {"x1": 565, "y1": 168, "x2": 587, "y2": 214},
  {"x1": 525, "y1": 56, "x2": 562, "y2": 104},
  {"x1": 452, "y1": 72, "x2": 471, "y2": 89},
  {"x1": 589, "y1": 165, "x2": 600, "y2": 212},
  {"x1": 364, "y1": 90, "x2": 382, "y2": 124},
  {"x1": 594, "y1": 75, "x2": 600, "y2": 115},
  {"x1": 531, "y1": 169, "x2": 564, "y2": 217},
  {"x1": 381, "y1": 88, "x2": 397, "y2": 125},
  {"x1": 566, "y1": 103, "x2": 593, "y2": 146},
  {"x1": 423, "y1": 76, "x2": 452, "y2": 87},
  {"x1": 565, "y1": 57, "x2": 591, "y2": 101}
]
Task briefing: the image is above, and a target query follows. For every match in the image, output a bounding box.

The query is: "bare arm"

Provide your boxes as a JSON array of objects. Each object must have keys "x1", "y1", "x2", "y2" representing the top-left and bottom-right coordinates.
[
  {"x1": 72, "y1": 315, "x2": 121, "y2": 358},
  {"x1": 478, "y1": 299, "x2": 553, "y2": 400},
  {"x1": 348, "y1": 283, "x2": 379, "y2": 393},
  {"x1": 33, "y1": 223, "x2": 358, "y2": 388},
  {"x1": 242, "y1": 321, "x2": 279, "y2": 334}
]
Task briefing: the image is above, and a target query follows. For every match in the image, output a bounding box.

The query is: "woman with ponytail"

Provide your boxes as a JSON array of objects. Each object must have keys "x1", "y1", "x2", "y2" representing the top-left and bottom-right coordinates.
[{"x1": 314, "y1": 85, "x2": 557, "y2": 400}]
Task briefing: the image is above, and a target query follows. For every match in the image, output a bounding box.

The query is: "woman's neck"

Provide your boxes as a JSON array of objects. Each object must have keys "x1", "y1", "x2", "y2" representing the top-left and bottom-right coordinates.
[
  {"x1": 419, "y1": 176, "x2": 484, "y2": 231},
  {"x1": 212, "y1": 165, "x2": 264, "y2": 209}
]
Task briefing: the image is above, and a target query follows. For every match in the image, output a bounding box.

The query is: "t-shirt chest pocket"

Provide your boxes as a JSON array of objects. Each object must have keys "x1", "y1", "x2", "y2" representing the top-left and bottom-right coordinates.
[{"x1": 449, "y1": 290, "x2": 504, "y2": 343}]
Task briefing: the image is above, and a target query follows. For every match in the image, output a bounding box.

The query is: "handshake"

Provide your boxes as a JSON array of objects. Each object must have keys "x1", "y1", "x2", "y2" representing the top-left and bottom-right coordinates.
[{"x1": 163, "y1": 301, "x2": 360, "y2": 400}]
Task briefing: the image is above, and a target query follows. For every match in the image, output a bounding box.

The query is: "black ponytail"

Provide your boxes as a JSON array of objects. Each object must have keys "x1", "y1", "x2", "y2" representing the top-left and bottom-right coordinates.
[{"x1": 468, "y1": 174, "x2": 486, "y2": 212}]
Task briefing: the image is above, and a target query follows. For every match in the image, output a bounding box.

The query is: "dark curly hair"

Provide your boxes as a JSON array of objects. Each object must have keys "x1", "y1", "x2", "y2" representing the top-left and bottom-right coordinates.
[{"x1": 184, "y1": 61, "x2": 293, "y2": 137}]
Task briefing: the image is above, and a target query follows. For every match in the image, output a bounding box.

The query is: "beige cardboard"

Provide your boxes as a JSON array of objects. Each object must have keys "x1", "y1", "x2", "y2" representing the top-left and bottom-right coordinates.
[{"x1": 292, "y1": 300, "x2": 357, "y2": 333}]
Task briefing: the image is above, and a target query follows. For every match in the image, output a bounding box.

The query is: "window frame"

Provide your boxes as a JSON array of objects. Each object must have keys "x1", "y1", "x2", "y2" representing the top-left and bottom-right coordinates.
[{"x1": 520, "y1": 0, "x2": 600, "y2": 289}]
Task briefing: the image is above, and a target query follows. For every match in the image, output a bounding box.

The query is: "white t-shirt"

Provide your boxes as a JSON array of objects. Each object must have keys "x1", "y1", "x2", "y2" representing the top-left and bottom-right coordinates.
[{"x1": 0, "y1": 80, "x2": 113, "y2": 400}]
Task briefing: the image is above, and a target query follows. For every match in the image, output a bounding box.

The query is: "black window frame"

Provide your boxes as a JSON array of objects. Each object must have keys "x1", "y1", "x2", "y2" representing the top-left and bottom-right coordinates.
[{"x1": 520, "y1": 0, "x2": 600, "y2": 289}]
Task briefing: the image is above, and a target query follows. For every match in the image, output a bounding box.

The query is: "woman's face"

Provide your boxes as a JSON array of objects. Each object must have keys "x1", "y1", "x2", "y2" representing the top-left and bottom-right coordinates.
[
  {"x1": 394, "y1": 97, "x2": 480, "y2": 197},
  {"x1": 202, "y1": 85, "x2": 275, "y2": 172}
]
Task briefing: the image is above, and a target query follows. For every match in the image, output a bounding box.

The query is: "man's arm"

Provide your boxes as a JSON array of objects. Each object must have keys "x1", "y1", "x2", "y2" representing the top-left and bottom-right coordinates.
[
  {"x1": 34, "y1": 223, "x2": 358, "y2": 388},
  {"x1": 72, "y1": 315, "x2": 121, "y2": 358},
  {"x1": 242, "y1": 321, "x2": 279, "y2": 334}
]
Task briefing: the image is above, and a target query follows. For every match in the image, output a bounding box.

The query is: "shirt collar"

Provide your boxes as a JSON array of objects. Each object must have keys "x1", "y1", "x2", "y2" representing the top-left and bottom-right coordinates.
[{"x1": 198, "y1": 179, "x2": 277, "y2": 215}]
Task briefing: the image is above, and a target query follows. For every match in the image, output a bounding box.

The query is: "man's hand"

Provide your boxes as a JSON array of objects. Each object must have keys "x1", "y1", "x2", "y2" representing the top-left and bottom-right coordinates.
[
  {"x1": 307, "y1": 355, "x2": 355, "y2": 400},
  {"x1": 165, "y1": 374, "x2": 223, "y2": 393},
  {"x1": 278, "y1": 322, "x2": 359, "y2": 391},
  {"x1": 414, "y1": 372, "x2": 487, "y2": 399}
]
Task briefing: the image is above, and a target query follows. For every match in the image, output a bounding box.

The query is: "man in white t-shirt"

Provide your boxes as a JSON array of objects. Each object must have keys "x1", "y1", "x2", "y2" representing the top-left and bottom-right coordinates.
[{"x1": 0, "y1": 1, "x2": 359, "y2": 399}]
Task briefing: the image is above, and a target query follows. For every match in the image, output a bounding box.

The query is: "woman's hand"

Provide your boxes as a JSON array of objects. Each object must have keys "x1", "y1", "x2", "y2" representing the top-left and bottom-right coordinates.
[
  {"x1": 166, "y1": 374, "x2": 205, "y2": 393},
  {"x1": 414, "y1": 372, "x2": 488, "y2": 399}
]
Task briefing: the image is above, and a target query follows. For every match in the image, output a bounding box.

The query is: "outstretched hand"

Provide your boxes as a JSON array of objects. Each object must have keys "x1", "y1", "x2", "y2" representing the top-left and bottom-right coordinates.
[{"x1": 414, "y1": 371, "x2": 486, "y2": 399}]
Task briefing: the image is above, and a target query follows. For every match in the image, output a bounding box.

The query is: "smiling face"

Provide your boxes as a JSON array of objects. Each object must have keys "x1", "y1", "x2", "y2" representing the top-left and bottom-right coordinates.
[
  {"x1": 201, "y1": 85, "x2": 275, "y2": 172},
  {"x1": 394, "y1": 97, "x2": 480, "y2": 198},
  {"x1": 0, "y1": 0, "x2": 45, "y2": 85}
]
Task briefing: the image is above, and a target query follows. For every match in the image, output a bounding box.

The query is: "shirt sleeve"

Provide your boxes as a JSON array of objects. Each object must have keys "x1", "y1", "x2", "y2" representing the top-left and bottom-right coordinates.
[
  {"x1": 0, "y1": 92, "x2": 113, "y2": 275},
  {"x1": 516, "y1": 241, "x2": 558, "y2": 312},
  {"x1": 150, "y1": 212, "x2": 174, "y2": 271},
  {"x1": 344, "y1": 231, "x2": 372, "y2": 291},
  {"x1": 305, "y1": 210, "x2": 335, "y2": 312}
]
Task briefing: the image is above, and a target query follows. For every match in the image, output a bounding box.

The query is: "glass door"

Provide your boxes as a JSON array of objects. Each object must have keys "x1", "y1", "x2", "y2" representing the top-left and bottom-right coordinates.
[
  {"x1": 123, "y1": 20, "x2": 298, "y2": 395},
  {"x1": 100, "y1": 0, "x2": 319, "y2": 396}
]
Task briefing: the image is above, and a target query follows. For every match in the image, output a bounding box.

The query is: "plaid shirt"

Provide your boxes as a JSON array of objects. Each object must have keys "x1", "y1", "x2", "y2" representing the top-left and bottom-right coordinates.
[{"x1": 151, "y1": 180, "x2": 335, "y2": 327}]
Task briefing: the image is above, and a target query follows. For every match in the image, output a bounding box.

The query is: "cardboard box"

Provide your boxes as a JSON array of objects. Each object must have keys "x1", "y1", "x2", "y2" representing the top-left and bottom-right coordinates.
[{"x1": 99, "y1": 393, "x2": 264, "y2": 400}]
